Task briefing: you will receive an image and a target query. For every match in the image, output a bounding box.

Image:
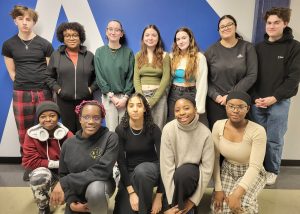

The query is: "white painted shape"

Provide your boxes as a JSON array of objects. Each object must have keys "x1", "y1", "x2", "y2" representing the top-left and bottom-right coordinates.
[
  {"x1": 0, "y1": 102, "x2": 20, "y2": 156},
  {"x1": 61, "y1": 0, "x2": 104, "y2": 53},
  {"x1": 206, "y1": 0, "x2": 256, "y2": 42},
  {"x1": 282, "y1": 0, "x2": 300, "y2": 160}
]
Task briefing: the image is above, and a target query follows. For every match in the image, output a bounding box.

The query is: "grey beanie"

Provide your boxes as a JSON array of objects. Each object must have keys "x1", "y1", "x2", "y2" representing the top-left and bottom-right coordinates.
[{"x1": 36, "y1": 101, "x2": 61, "y2": 119}]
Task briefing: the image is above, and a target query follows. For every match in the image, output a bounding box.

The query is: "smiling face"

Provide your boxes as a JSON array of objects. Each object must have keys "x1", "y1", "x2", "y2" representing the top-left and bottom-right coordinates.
[
  {"x1": 14, "y1": 13, "x2": 35, "y2": 34},
  {"x1": 39, "y1": 111, "x2": 59, "y2": 131},
  {"x1": 63, "y1": 29, "x2": 81, "y2": 50},
  {"x1": 106, "y1": 20, "x2": 123, "y2": 44},
  {"x1": 175, "y1": 30, "x2": 190, "y2": 52},
  {"x1": 226, "y1": 99, "x2": 249, "y2": 123},
  {"x1": 174, "y1": 98, "x2": 197, "y2": 125},
  {"x1": 143, "y1": 27, "x2": 159, "y2": 49},
  {"x1": 266, "y1": 15, "x2": 287, "y2": 42},
  {"x1": 127, "y1": 96, "x2": 145, "y2": 121},
  {"x1": 218, "y1": 17, "x2": 236, "y2": 40},
  {"x1": 80, "y1": 105, "x2": 102, "y2": 138}
]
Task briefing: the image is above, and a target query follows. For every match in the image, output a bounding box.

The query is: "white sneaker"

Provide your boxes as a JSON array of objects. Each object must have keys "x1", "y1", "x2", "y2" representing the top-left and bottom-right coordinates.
[{"x1": 266, "y1": 172, "x2": 277, "y2": 185}]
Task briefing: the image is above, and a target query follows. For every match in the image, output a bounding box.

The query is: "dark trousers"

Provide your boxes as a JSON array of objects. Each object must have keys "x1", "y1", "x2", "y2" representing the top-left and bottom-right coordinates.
[
  {"x1": 114, "y1": 162, "x2": 160, "y2": 214},
  {"x1": 172, "y1": 164, "x2": 199, "y2": 210},
  {"x1": 56, "y1": 96, "x2": 82, "y2": 134},
  {"x1": 206, "y1": 97, "x2": 227, "y2": 130}
]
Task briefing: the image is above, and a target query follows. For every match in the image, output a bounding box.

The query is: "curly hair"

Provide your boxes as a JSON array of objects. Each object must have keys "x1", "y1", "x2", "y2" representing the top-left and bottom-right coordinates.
[
  {"x1": 10, "y1": 5, "x2": 38, "y2": 23},
  {"x1": 136, "y1": 24, "x2": 164, "y2": 69},
  {"x1": 56, "y1": 22, "x2": 86, "y2": 43},
  {"x1": 120, "y1": 93, "x2": 155, "y2": 134},
  {"x1": 264, "y1": 7, "x2": 291, "y2": 23},
  {"x1": 75, "y1": 100, "x2": 106, "y2": 119},
  {"x1": 171, "y1": 27, "x2": 199, "y2": 80},
  {"x1": 218, "y1": 15, "x2": 243, "y2": 39}
]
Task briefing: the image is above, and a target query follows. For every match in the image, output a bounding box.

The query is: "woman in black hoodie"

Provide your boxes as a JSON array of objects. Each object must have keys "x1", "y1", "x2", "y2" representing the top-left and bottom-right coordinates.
[
  {"x1": 46, "y1": 22, "x2": 98, "y2": 134},
  {"x1": 50, "y1": 100, "x2": 119, "y2": 214}
]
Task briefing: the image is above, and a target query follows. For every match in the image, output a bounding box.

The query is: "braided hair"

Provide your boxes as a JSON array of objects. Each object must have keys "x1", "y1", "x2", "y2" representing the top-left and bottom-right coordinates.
[{"x1": 120, "y1": 93, "x2": 155, "y2": 134}]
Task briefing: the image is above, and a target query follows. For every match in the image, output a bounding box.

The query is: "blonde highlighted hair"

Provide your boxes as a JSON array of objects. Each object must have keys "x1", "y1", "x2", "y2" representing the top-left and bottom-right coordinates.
[
  {"x1": 171, "y1": 27, "x2": 199, "y2": 80},
  {"x1": 10, "y1": 5, "x2": 38, "y2": 23},
  {"x1": 137, "y1": 24, "x2": 164, "y2": 69}
]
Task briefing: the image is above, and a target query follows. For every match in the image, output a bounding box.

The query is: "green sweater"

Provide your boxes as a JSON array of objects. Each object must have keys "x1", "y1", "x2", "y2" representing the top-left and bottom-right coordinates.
[
  {"x1": 94, "y1": 45, "x2": 134, "y2": 95},
  {"x1": 134, "y1": 52, "x2": 171, "y2": 107}
]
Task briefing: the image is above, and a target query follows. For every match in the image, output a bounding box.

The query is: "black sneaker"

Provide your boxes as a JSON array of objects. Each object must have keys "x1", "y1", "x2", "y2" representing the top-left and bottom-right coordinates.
[
  {"x1": 23, "y1": 169, "x2": 31, "y2": 181},
  {"x1": 39, "y1": 205, "x2": 50, "y2": 214}
]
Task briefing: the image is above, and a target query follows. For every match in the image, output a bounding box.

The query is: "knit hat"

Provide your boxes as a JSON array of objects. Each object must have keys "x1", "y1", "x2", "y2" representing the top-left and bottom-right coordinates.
[
  {"x1": 36, "y1": 101, "x2": 61, "y2": 119},
  {"x1": 175, "y1": 94, "x2": 196, "y2": 107},
  {"x1": 226, "y1": 91, "x2": 251, "y2": 106}
]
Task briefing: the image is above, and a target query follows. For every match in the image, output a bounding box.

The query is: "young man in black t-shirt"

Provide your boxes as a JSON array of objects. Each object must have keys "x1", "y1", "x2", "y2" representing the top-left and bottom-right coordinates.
[{"x1": 1, "y1": 5, "x2": 54, "y2": 181}]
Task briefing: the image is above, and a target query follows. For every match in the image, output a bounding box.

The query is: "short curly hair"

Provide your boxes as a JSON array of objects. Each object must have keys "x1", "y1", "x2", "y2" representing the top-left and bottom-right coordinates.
[
  {"x1": 56, "y1": 22, "x2": 86, "y2": 43},
  {"x1": 264, "y1": 7, "x2": 291, "y2": 23}
]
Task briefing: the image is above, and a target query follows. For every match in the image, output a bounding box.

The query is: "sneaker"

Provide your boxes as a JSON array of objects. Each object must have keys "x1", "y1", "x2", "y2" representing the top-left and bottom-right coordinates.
[
  {"x1": 38, "y1": 205, "x2": 50, "y2": 214},
  {"x1": 266, "y1": 172, "x2": 277, "y2": 185}
]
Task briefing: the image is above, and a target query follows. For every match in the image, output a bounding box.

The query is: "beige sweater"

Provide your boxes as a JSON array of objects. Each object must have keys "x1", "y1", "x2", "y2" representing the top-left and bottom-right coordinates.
[
  {"x1": 160, "y1": 114, "x2": 214, "y2": 205},
  {"x1": 212, "y1": 119, "x2": 267, "y2": 191}
]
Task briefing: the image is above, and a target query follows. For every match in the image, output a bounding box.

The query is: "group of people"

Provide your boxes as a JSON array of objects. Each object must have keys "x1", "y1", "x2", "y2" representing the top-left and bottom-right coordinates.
[{"x1": 2, "y1": 4, "x2": 300, "y2": 214}]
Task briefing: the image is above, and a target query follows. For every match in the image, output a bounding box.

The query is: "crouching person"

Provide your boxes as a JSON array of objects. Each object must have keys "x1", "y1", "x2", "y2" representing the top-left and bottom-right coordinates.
[
  {"x1": 160, "y1": 95, "x2": 215, "y2": 214},
  {"x1": 50, "y1": 100, "x2": 119, "y2": 214},
  {"x1": 22, "y1": 101, "x2": 73, "y2": 214}
]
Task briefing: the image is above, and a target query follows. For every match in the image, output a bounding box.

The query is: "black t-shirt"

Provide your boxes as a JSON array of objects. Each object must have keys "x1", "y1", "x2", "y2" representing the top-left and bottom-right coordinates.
[{"x1": 2, "y1": 34, "x2": 54, "y2": 90}]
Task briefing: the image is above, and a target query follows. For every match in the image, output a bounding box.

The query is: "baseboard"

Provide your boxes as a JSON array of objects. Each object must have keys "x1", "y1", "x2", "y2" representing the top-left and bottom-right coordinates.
[
  {"x1": 0, "y1": 157, "x2": 21, "y2": 164},
  {"x1": 281, "y1": 159, "x2": 300, "y2": 166}
]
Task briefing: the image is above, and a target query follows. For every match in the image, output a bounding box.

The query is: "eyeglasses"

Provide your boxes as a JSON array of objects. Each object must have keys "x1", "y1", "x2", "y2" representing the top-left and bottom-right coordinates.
[
  {"x1": 219, "y1": 22, "x2": 235, "y2": 31},
  {"x1": 64, "y1": 34, "x2": 79, "y2": 39},
  {"x1": 106, "y1": 28, "x2": 122, "y2": 33},
  {"x1": 226, "y1": 104, "x2": 248, "y2": 112},
  {"x1": 81, "y1": 115, "x2": 102, "y2": 123}
]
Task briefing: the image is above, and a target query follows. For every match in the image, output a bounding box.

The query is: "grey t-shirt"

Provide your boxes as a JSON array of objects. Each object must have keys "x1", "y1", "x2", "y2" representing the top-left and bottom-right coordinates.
[{"x1": 205, "y1": 39, "x2": 257, "y2": 100}]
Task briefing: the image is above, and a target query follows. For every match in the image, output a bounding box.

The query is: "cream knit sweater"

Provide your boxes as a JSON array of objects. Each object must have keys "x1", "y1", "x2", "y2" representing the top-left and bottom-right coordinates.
[{"x1": 160, "y1": 114, "x2": 214, "y2": 205}]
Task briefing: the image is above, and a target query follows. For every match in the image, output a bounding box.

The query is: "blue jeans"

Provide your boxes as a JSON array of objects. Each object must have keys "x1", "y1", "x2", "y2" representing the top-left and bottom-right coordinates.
[{"x1": 251, "y1": 99, "x2": 290, "y2": 174}]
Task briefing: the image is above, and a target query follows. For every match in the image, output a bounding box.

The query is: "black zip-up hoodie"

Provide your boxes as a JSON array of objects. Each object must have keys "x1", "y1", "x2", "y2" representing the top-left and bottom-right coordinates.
[
  {"x1": 59, "y1": 127, "x2": 119, "y2": 211},
  {"x1": 46, "y1": 45, "x2": 98, "y2": 101},
  {"x1": 252, "y1": 27, "x2": 300, "y2": 101}
]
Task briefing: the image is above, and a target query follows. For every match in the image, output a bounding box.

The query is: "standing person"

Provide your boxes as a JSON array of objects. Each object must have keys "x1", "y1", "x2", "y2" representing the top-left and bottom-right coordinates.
[
  {"x1": 50, "y1": 100, "x2": 119, "y2": 214},
  {"x1": 205, "y1": 15, "x2": 257, "y2": 129},
  {"x1": 22, "y1": 101, "x2": 73, "y2": 214},
  {"x1": 46, "y1": 22, "x2": 98, "y2": 134},
  {"x1": 114, "y1": 93, "x2": 163, "y2": 214},
  {"x1": 94, "y1": 20, "x2": 134, "y2": 131},
  {"x1": 161, "y1": 95, "x2": 214, "y2": 214},
  {"x1": 1, "y1": 5, "x2": 54, "y2": 180},
  {"x1": 211, "y1": 91, "x2": 267, "y2": 214},
  {"x1": 134, "y1": 25, "x2": 170, "y2": 129},
  {"x1": 251, "y1": 7, "x2": 300, "y2": 185},
  {"x1": 167, "y1": 27, "x2": 208, "y2": 126}
]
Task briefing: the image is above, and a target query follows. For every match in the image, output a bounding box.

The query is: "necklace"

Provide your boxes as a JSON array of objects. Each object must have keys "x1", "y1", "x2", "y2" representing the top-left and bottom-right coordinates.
[
  {"x1": 20, "y1": 37, "x2": 35, "y2": 50},
  {"x1": 130, "y1": 126, "x2": 143, "y2": 136}
]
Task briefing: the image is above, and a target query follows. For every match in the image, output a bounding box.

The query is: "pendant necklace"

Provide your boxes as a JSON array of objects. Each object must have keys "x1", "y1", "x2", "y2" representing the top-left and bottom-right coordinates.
[
  {"x1": 130, "y1": 126, "x2": 143, "y2": 136},
  {"x1": 20, "y1": 37, "x2": 35, "y2": 50}
]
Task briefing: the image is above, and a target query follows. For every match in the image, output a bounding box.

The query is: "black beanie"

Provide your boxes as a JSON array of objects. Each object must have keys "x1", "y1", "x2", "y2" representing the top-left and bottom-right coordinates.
[
  {"x1": 36, "y1": 101, "x2": 61, "y2": 119},
  {"x1": 175, "y1": 94, "x2": 196, "y2": 107},
  {"x1": 226, "y1": 91, "x2": 251, "y2": 106}
]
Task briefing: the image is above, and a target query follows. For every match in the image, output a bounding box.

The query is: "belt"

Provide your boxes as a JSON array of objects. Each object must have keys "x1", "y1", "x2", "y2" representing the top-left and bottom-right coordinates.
[{"x1": 171, "y1": 85, "x2": 196, "y2": 92}]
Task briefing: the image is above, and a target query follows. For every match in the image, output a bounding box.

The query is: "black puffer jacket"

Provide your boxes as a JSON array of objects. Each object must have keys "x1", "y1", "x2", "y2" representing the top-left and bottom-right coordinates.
[{"x1": 46, "y1": 45, "x2": 98, "y2": 101}]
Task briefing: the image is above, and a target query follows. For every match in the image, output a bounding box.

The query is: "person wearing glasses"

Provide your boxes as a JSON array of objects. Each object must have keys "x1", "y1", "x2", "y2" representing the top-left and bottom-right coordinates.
[
  {"x1": 211, "y1": 91, "x2": 267, "y2": 214},
  {"x1": 167, "y1": 27, "x2": 208, "y2": 126},
  {"x1": 205, "y1": 15, "x2": 258, "y2": 130},
  {"x1": 113, "y1": 93, "x2": 163, "y2": 214},
  {"x1": 94, "y1": 20, "x2": 134, "y2": 131},
  {"x1": 46, "y1": 22, "x2": 98, "y2": 134},
  {"x1": 134, "y1": 25, "x2": 170, "y2": 130},
  {"x1": 2, "y1": 5, "x2": 54, "y2": 181},
  {"x1": 50, "y1": 100, "x2": 119, "y2": 214}
]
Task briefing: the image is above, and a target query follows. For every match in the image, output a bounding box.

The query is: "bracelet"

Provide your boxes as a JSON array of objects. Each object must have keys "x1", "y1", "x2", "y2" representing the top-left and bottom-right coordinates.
[{"x1": 128, "y1": 191, "x2": 135, "y2": 195}]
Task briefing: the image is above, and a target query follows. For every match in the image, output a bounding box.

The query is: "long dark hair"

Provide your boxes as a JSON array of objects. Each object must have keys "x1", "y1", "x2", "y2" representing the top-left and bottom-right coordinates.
[
  {"x1": 218, "y1": 15, "x2": 243, "y2": 40},
  {"x1": 120, "y1": 93, "x2": 155, "y2": 134}
]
